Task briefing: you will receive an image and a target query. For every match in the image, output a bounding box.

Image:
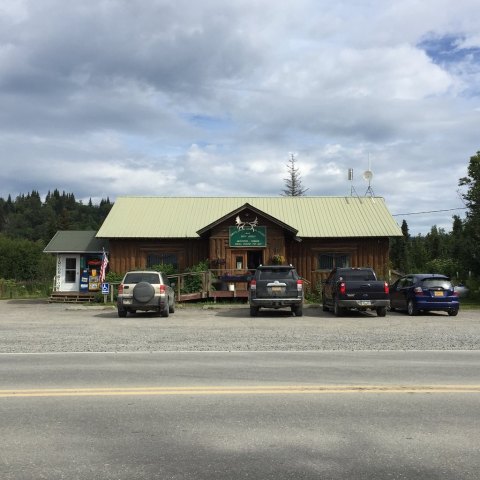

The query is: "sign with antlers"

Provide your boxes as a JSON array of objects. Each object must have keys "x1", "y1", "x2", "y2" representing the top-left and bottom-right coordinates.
[
  {"x1": 235, "y1": 215, "x2": 259, "y2": 231},
  {"x1": 229, "y1": 216, "x2": 266, "y2": 247}
]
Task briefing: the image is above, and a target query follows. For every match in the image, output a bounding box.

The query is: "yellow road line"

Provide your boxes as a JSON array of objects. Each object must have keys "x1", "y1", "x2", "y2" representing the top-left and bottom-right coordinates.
[{"x1": 1, "y1": 385, "x2": 480, "y2": 398}]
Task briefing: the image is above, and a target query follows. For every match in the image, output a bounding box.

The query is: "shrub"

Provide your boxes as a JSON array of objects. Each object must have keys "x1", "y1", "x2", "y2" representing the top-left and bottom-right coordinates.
[{"x1": 182, "y1": 260, "x2": 209, "y2": 294}]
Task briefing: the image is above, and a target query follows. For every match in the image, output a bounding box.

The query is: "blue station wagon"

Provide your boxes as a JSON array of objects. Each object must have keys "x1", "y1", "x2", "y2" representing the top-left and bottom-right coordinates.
[{"x1": 389, "y1": 274, "x2": 459, "y2": 316}]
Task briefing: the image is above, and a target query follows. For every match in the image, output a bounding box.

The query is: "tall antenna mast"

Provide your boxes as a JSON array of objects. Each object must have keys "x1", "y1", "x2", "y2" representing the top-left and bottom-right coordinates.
[{"x1": 363, "y1": 155, "x2": 374, "y2": 197}]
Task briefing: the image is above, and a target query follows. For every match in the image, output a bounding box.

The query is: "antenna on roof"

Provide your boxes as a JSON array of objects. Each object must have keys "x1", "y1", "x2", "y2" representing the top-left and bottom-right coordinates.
[
  {"x1": 348, "y1": 168, "x2": 360, "y2": 198},
  {"x1": 363, "y1": 155, "x2": 375, "y2": 197}
]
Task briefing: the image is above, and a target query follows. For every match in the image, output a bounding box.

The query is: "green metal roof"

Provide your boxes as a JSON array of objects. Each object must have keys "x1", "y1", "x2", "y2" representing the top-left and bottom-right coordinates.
[
  {"x1": 96, "y1": 196, "x2": 402, "y2": 239},
  {"x1": 44, "y1": 231, "x2": 109, "y2": 253}
]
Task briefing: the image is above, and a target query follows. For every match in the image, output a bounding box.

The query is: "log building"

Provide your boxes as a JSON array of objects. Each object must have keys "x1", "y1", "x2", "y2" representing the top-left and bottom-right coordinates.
[{"x1": 96, "y1": 196, "x2": 402, "y2": 291}]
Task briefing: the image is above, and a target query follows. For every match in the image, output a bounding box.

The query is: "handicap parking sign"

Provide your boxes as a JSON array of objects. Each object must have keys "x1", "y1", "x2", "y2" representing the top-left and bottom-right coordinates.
[{"x1": 101, "y1": 283, "x2": 110, "y2": 294}]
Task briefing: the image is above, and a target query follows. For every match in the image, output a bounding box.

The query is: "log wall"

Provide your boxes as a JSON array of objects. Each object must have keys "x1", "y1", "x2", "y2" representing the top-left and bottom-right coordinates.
[
  {"x1": 106, "y1": 212, "x2": 391, "y2": 292},
  {"x1": 108, "y1": 239, "x2": 209, "y2": 274}
]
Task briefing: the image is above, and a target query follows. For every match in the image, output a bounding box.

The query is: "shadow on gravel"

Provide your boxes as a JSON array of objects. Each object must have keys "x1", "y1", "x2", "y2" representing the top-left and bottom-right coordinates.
[
  {"x1": 94, "y1": 310, "x2": 165, "y2": 319},
  {"x1": 215, "y1": 307, "x2": 324, "y2": 318},
  {"x1": 6, "y1": 299, "x2": 49, "y2": 304}
]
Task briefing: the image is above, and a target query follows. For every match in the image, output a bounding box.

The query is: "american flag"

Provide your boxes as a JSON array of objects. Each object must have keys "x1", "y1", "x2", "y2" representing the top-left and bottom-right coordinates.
[{"x1": 100, "y1": 249, "x2": 109, "y2": 282}]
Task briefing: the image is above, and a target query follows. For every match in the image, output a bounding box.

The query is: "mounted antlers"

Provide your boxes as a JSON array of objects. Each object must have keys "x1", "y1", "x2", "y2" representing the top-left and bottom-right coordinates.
[{"x1": 235, "y1": 216, "x2": 258, "y2": 231}]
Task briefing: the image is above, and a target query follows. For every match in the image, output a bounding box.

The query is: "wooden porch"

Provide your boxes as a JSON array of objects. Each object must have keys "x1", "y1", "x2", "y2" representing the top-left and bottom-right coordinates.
[
  {"x1": 170, "y1": 270, "x2": 251, "y2": 303},
  {"x1": 49, "y1": 291, "x2": 97, "y2": 303}
]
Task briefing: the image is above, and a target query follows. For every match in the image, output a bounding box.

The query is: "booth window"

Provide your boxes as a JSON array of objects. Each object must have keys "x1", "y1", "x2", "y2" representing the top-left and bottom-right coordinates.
[
  {"x1": 318, "y1": 253, "x2": 350, "y2": 270},
  {"x1": 147, "y1": 253, "x2": 178, "y2": 270}
]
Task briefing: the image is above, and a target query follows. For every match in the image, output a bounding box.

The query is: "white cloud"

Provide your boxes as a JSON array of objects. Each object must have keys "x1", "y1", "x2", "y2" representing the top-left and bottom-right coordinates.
[{"x1": 0, "y1": 0, "x2": 478, "y2": 234}]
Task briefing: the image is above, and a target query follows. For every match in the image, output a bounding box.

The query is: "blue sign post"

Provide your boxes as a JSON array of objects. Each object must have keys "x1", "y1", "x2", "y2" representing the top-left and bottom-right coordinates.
[{"x1": 101, "y1": 283, "x2": 110, "y2": 295}]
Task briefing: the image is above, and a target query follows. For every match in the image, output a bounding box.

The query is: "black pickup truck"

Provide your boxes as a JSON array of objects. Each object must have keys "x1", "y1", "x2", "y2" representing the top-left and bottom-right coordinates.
[
  {"x1": 322, "y1": 267, "x2": 390, "y2": 316},
  {"x1": 249, "y1": 265, "x2": 304, "y2": 317}
]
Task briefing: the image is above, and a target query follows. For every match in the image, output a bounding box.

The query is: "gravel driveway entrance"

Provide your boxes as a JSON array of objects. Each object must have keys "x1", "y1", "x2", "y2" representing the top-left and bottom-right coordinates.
[{"x1": 1, "y1": 300, "x2": 480, "y2": 353}]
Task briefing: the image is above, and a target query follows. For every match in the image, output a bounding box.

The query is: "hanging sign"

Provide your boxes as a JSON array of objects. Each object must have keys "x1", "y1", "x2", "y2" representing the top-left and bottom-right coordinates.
[{"x1": 229, "y1": 226, "x2": 266, "y2": 247}]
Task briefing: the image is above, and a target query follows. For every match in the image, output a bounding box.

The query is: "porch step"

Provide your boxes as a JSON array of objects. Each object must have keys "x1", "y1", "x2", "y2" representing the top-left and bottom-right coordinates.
[{"x1": 49, "y1": 292, "x2": 96, "y2": 303}]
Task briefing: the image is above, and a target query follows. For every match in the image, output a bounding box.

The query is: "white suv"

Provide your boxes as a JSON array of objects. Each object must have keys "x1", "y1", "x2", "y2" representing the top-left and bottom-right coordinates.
[{"x1": 117, "y1": 271, "x2": 175, "y2": 317}]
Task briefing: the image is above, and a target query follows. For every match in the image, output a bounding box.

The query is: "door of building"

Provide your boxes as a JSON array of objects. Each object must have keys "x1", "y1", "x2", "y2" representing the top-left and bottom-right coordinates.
[
  {"x1": 229, "y1": 250, "x2": 263, "y2": 271},
  {"x1": 60, "y1": 255, "x2": 80, "y2": 292}
]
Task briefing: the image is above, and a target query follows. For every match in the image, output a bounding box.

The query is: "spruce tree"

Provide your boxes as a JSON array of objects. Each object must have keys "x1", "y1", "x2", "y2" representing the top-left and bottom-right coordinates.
[{"x1": 281, "y1": 154, "x2": 308, "y2": 196}]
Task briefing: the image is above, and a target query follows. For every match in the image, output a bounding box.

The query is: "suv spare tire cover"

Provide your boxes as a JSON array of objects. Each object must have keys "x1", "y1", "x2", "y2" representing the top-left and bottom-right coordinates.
[{"x1": 133, "y1": 282, "x2": 155, "y2": 303}]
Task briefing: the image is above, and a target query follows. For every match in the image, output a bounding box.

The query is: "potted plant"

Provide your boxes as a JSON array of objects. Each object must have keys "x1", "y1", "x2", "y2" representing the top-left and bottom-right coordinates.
[{"x1": 271, "y1": 254, "x2": 285, "y2": 265}]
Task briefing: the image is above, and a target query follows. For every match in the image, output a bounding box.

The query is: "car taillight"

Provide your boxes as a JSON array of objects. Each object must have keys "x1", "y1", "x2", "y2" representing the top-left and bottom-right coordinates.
[
  {"x1": 339, "y1": 282, "x2": 346, "y2": 295},
  {"x1": 384, "y1": 282, "x2": 389, "y2": 294},
  {"x1": 297, "y1": 279, "x2": 303, "y2": 291},
  {"x1": 414, "y1": 286, "x2": 424, "y2": 295},
  {"x1": 250, "y1": 279, "x2": 256, "y2": 291},
  {"x1": 118, "y1": 284, "x2": 124, "y2": 294},
  {"x1": 159, "y1": 284, "x2": 166, "y2": 293}
]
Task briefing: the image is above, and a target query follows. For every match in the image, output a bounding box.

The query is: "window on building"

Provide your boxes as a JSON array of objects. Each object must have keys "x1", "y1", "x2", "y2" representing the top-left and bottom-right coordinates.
[
  {"x1": 147, "y1": 253, "x2": 178, "y2": 270},
  {"x1": 318, "y1": 253, "x2": 350, "y2": 270}
]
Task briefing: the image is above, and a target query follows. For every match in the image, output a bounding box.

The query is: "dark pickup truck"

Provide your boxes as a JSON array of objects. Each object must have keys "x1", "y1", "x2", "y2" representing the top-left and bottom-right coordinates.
[
  {"x1": 249, "y1": 265, "x2": 304, "y2": 317},
  {"x1": 322, "y1": 267, "x2": 390, "y2": 316}
]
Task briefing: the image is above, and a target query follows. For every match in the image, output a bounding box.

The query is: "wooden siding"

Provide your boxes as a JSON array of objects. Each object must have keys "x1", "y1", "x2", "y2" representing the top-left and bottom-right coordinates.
[
  {"x1": 106, "y1": 210, "x2": 391, "y2": 293},
  {"x1": 108, "y1": 239, "x2": 209, "y2": 274},
  {"x1": 287, "y1": 237, "x2": 390, "y2": 289}
]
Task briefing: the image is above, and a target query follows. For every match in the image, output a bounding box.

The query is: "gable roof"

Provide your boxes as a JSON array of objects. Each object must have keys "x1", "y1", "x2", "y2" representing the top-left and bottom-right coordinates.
[
  {"x1": 196, "y1": 202, "x2": 299, "y2": 236},
  {"x1": 44, "y1": 231, "x2": 109, "y2": 253},
  {"x1": 96, "y1": 196, "x2": 402, "y2": 239}
]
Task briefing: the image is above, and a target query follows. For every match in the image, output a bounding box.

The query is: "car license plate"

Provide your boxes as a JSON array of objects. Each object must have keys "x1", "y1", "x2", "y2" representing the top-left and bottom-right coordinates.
[
  {"x1": 123, "y1": 299, "x2": 132, "y2": 304},
  {"x1": 271, "y1": 286, "x2": 283, "y2": 292},
  {"x1": 434, "y1": 291, "x2": 444, "y2": 297},
  {"x1": 358, "y1": 300, "x2": 371, "y2": 306}
]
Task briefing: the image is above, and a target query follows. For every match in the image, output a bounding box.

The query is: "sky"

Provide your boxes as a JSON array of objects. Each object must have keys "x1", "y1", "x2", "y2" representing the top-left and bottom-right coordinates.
[{"x1": 1, "y1": 0, "x2": 479, "y2": 236}]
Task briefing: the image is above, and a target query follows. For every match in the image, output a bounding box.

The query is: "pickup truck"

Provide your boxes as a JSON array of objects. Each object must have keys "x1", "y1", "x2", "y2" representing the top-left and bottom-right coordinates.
[
  {"x1": 249, "y1": 265, "x2": 304, "y2": 317},
  {"x1": 321, "y1": 267, "x2": 390, "y2": 316}
]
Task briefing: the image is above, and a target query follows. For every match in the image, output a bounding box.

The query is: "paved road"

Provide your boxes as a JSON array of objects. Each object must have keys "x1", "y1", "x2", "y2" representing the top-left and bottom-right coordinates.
[
  {"x1": 1, "y1": 301, "x2": 479, "y2": 479},
  {"x1": 1, "y1": 351, "x2": 480, "y2": 480}
]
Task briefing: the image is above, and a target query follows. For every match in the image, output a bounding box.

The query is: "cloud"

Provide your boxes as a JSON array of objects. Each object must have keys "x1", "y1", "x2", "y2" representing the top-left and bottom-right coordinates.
[{"x1": 0, "y1": 0, "x2": 478, "y2": 235}]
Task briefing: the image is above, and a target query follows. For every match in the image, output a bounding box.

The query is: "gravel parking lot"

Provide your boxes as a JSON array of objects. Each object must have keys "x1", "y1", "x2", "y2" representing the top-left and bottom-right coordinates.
[{"x1": 1, "y1": 300, "x2": 480, "y2": 353}]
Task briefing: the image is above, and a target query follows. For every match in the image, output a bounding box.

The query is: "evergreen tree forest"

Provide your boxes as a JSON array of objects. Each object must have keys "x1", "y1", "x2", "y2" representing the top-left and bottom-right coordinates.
[
  {"x1": 0, "y1": 190, "x2": 112, "y2": 244},
  {"x1": 390, "y1": 151, "x2": 480, "y2": 293}
]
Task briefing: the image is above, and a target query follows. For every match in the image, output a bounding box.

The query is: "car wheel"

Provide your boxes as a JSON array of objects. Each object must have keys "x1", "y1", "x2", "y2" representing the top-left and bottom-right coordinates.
[
  {"x1": 448, "y1": 309, "x2": 458, "y2": 316},
  {"x1": 250, "y1": 306, "x2": 259, "y2": 317},
  {"x1": 293, "y1": 305, "x2": 303, "y2": 317},
  {"x1": 407, "y1": 299, "x2": 418, "y2": 316},
  {"x1": 169, "y1": 298, "x2": 175, "y2": 314},
  {"x1": 133, "y1": 282, "x2": 155, "y2": 303},
  {"x1": 161, "y1": 303, "x2": 169, "y2": 317},
  {"x1": 334, "y1": 300, "x2": 344, "y2": 317},
  {"x1": 376, "y1": 306, "x2": 387, "y2": 317},
  {"x1": 117, "y1": 308, "x2": 127, "y2": 318}
]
